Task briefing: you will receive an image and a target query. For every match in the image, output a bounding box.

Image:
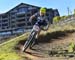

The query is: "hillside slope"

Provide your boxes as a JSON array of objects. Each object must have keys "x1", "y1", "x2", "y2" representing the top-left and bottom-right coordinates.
[
  {"x1": 0, "y1": 32, "x2": 29, "y2": 60},
  {"x1": 0, "y1": 22, "x2": 75, "y2": 60}
]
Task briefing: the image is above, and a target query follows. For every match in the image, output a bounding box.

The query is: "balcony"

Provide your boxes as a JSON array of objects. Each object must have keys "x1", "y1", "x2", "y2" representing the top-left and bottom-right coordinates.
[
  {"x1": 17, "y1": 7, "x2": 28, "y2": 15},
  {"x1": 2, "y1": 23, "x2": 8, "y2": 27},
  {"x1": 16, "y1": 21, "x2": 26, "y2": 25},
  {"x1": 10, "y1": 12, "x2": 16, "y2": 18},
  {"x1": 25, "y1": 26, "x2": 32, "y2": 29},
  {"x1": 2, "y1": 26, "x2": 9, "y2": 29},
  {"x1": 0, "y1": 20, "x2": 1, "y2": 23},
  {"x1": 2, "y1": 19, "x2": 8, "y2": 23},
  {"x1": 28, "y1": 7, "x2": 37, "y2": 11},
  {"x1": 11, "y1": 25, "x2": 16, "y2": 28},
  {"x1": 16, "y1": 12, "x2": 26, "y2": 15},
  {"x1": 2, "y1": 17, "x2": 8, "y2": 20},
  {"x1": 17, "y1": 15, "x2": 25, "y2": 18},
  {"x1": 27, "y1": 22, "x2": 31, "y2": 26},
  {"x1": 10, "y1": 22, "x2": 16, "y2": 26},
  {"x1": 2, "y1": 15, "x2": 8, "y2": 20},
  {"x1": 10, "y1": 16, "x2": 16, "y2": 19},
  {"x1": 0, "y1": 24, "x2": 1, "y2": 27},
  {"x1": 0, "y1": 17, "x2": 2, "y2": 20},
  {"x1": 10, "y1": 10, "x2": 17, "y2": 13},
  {"x1": 16, "y1": 18, "x2": 25, "y2": 22},
  {"x1": 11, "y1": 20, "x2": 15, "y2": 23},
  {"x1": 10, "y1": 19, "x2": 16, "y2": 22},
  {"x1": 17, "y1": 23, "x2": 26, "y2": 28},
  {"x1": 26, "y1": 13, "x2": 31, "y2": 17}
]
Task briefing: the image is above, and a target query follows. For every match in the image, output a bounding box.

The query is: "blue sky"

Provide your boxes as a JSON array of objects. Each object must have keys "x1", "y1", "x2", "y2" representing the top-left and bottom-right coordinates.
[{"x1": 0, "y1": 0, "x2": 75, "y2": 16}]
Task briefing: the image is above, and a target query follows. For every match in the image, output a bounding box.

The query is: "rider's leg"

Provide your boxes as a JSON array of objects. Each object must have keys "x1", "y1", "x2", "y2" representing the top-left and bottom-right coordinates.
[
  {"x1": 30, "y1": 30, "x2": 41, "y2": 49},
  {"x1": 35, "y1": 30, "x2": 41, "y2": 44},
  {"x1": 35, "y1": 30, "x2": 41, "y2": 39}
]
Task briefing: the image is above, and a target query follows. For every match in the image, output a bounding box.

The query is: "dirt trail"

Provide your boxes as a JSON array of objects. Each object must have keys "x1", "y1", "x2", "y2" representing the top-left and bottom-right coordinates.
[{"x1": 16, "y1": 30, "x2": 75, "y2": 60}]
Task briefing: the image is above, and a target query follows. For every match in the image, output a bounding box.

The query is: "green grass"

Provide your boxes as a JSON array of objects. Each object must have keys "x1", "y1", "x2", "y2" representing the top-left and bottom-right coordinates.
[
  {"x1": 0, "y1": 22, "x2": 75, "y2": 60},
  {"x1": 0, "y1": 53, "x2": 20, "y2": 60},
  {"x1": 0, "y1": 33, "x2": 29, "y2": 60}
]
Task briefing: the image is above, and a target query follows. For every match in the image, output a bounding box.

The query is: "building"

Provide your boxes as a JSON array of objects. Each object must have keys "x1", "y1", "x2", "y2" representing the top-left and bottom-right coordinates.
[{"x1": 0, "y1": 3, "x2": 60, "y2": 35}]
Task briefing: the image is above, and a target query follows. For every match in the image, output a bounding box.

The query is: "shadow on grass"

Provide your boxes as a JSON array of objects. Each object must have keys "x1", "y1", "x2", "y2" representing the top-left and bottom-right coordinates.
[
  {"x1": 17, "y1": 29, "x2": 75, "y2": 46},
  {"x1": 38, "y1": 29, "x2": 75, "y2": 43},
  {"x1": 15, "y1": 29, "x2": 75, "y2": 58}
]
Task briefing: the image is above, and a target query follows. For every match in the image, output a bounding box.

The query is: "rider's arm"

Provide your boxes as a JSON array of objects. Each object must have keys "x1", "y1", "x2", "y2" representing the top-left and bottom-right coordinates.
[{"x1": 29, "y1": 13, "x2": 38, "y2": 22}]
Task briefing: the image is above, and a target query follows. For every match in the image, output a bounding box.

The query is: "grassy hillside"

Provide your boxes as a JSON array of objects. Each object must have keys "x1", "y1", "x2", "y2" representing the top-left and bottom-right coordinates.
[
  {"x1": 0, "y1": 33, "x2": 29, "y2": 60},
  {"x1": 0, "y1": 22, "x2": 75, "y2": 60}
]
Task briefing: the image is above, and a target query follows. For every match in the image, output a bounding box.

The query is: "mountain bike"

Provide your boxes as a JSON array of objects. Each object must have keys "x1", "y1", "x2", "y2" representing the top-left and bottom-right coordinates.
[{"x1": 22, "y1": 23, "x2": 49, "y2": 52}]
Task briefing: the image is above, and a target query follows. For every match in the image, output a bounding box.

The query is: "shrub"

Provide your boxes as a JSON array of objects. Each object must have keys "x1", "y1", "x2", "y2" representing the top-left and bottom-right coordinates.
[
  {"x1": 60, "y1": 16, "x2": 68, "y2": 20},
  {"x1": 73, "y1": 9, "x2": 75, "y2": 16},
  {"x1": 53, "y1": 16, "x2": 61, "y2": 23}
]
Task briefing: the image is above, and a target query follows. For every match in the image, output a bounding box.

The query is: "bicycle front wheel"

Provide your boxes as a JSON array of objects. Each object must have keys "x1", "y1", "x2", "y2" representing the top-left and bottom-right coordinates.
[{"x1": 22, "y1": 31, "x2": 37, "y2": 52}]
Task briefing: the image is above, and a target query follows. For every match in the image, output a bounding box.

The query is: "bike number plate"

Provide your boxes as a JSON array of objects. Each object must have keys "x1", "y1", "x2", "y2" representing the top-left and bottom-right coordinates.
[{"x1": 33, "y1": 25, "x2": 40, "y2": 32}]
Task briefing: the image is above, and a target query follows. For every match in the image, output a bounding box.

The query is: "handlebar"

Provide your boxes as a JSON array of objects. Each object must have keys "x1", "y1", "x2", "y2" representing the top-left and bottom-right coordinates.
[{"x1": 40, "y1": 24, "x2": 49, "y2": 31}]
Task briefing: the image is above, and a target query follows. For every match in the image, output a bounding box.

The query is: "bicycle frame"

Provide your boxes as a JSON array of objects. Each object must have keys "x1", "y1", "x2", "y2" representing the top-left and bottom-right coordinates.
[{"x1": 22, "y1": 25, "x2": 40, "y2": 52}]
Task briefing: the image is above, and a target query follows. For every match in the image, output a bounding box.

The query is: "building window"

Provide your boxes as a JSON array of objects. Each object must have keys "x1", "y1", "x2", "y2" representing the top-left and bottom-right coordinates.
[
  {"x1": 11, "y1": 25, "x2": 15, "y2": 28},
  {"x1": 0, "y1": 20, "x2": 1, "y2": 23},
  {"x1": 18, "y1": 7, "x2": 28, "y2": 13},
  {"x1": 27, "y1": 22, "x2": 31, "y2": 26},
  {"x1": 0, "y1": 24, "x2": 1, "y2": 27},
  {"x1": 17, "y1": 23, "x2": 25, "y2": 27},
  {"x1": 2, "y1": 27, "x2": 5, "y2": 29},
  {"x1": 11, "y1": 12, "x2": 16, "y2": 16},
  {"x1": 2, "y1": 23, "x2": 8, "y2": 26},
  {"x1": 17, "y1": 14, "x2": 25, "y2": 18},
  {"x1": 27, "y1": 13, "x2": 31, "y2": 17},
  {"x1": 2, "y1": 19, "x2": 8, "y2": 22},
  {"x1": 2, "y1": 15, "x2": 8, "y2": 18},
  {"x1": 17, "y1": 19, "x2": 25, "y2": 22},
  {"x1": 0, "y1": 16, "x2": 1, "y2": 19},
  {"x1": 11, "y1": 16, "x2": 15, "y2": 19},
  {"x1": 11, "y1": 21, "x2": 15, "y2": 23}
]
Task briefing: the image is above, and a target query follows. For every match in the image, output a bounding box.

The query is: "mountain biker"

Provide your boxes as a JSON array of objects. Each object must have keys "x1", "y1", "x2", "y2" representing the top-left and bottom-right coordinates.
[{"x1": 29, "y1": 7, "x2": 49, "y2": 44}]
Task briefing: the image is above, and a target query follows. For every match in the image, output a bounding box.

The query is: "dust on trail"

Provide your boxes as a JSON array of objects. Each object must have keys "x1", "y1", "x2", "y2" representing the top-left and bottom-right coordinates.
[{"x1": 16, "y1": 30, "x2": 75, "y2": 60}]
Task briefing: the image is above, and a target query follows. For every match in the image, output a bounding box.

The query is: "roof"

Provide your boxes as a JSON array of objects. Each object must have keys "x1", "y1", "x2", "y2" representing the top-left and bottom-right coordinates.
[
  {"x1": 7, "y1": 3, "x2": 41, "y2": 13},
  {"x1": 0, "y1": 3, "x2": 59, "y2": 15},
  {"x1": 0, "y1": 3, "x2": 41, "y2": 14}
]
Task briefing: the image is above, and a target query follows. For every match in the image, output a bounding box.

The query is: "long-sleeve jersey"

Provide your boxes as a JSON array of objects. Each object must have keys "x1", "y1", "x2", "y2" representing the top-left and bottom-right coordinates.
[{"x1": 31, "y1": 12, "x2": 49, "y2": 27}]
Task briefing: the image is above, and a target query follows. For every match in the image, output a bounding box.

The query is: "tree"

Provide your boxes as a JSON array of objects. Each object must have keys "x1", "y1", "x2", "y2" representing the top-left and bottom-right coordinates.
[{"x1": 74, "y1": 9, "x2": 75, "y2": 15}]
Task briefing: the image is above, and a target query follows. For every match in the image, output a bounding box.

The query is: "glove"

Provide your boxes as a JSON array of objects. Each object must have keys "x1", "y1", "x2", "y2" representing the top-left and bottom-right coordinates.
[
  {"x1": 41, "y1": 25, "x2": 49, "y2": 31},
  {"x1": 44, "y1": 24, "x2": 49, "y2": 31}
]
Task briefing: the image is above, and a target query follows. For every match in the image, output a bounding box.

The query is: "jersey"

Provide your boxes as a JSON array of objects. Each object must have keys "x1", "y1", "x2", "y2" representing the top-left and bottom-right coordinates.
[{"x1": 33, "y1": 12, "x2": 48, "y2": 27}]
